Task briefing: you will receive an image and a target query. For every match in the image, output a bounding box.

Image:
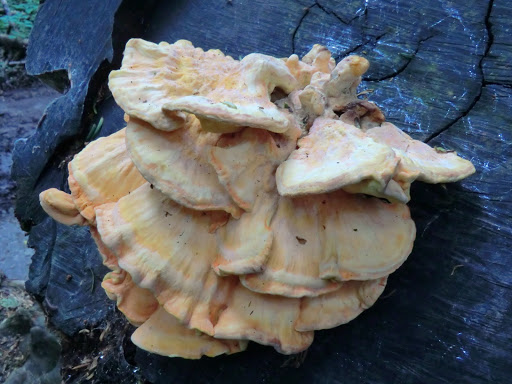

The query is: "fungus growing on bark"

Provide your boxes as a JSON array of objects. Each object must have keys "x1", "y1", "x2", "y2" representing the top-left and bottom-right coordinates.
[{"x1": 39, "y1": 39, "x2": 475, "y2": 359}]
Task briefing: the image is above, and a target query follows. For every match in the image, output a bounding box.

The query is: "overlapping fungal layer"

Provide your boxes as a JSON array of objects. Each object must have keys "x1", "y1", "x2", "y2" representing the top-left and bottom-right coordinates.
[{"x1": 39, "y1": 39, "x2": 475, "y2": 359}]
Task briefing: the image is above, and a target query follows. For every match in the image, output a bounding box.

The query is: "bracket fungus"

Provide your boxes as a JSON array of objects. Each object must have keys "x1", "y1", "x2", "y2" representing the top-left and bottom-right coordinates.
[{"x1": 39, "y1": 39, "x2": 475, "y2": 359}]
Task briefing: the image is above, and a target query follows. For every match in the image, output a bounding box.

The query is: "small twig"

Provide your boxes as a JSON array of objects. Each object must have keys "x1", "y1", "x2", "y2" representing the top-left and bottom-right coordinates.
[
  {"x1": 1, "y1": 279, "x2": 25, "y2": 288},
  {"x1": 357, "y1": 89, "x2": 374, "y2": 97},
  {"x1": 450, "y1": 264, "x2": 464, "y2": 276},
  {"x1": 87, "y1": 356, "x2": 99, "y2": 372},
  {"x1": 7, "y1": 338, "x2": 20, "y2": 354},
  {"x1": 281, "y1": 349, "x2": 308, "y2": 368},
  {"x1": 89, "y1": 267, "x2": 95, "y2": 293},
  {"x1": 71, "y1": 361, "x2": 91, "y2": 370},
  {"x1": 380, "y1": 288, "x2": 397, "y2": 299},
  {"x1": 99, "y1": 322, "x2": 110, "y2": 342},
  {"x1": 7, "y1": 60, "x2": 25, "y2": 66}
]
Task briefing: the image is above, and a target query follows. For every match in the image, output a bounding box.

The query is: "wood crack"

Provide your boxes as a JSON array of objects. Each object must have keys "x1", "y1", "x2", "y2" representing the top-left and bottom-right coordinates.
[
  {"x1": 425, "y1": 0, "x2": 495, "y2": 143},
  {"x1": 332, "y1": 32, "x2": 386, "y2": 62},
  {"x1": 291, "y1": 2, "x2": 316, "y2": 54},
  {"x1": 315, "y1": 0, "x2": 367, "y2": 26},
  {"x1": 292, "y1": 1, "x2": 382, "y2": 59},
  {"x1": 363, "y1": 34, "x2": 435, "y2": 82},
  {"x1": 483, "y1": 81, "x2": 512, "y2": 89},
  {"x1": 291, "y1": 0, "x2": 502, "y2": 146}
]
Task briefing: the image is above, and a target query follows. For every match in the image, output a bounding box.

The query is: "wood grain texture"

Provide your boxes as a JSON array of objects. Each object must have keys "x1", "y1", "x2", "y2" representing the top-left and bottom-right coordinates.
[{"x1": 12, "y1": 0, "x2": 511, "y2": 382}]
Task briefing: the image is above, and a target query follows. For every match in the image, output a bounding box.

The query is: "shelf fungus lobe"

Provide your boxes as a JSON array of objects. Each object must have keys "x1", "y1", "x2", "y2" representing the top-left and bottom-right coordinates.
[{"x1": 39, "y1": 39, "x2": 475, "y2": 359}]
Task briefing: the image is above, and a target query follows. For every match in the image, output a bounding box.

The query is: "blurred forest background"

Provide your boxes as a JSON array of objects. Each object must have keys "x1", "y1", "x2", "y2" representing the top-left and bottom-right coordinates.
[
  {"x1": 0, "y1": 0, "x2": 39, "y2": 89},
  {"x1": 0, "y1": 0, "x2": 59, "y2": 283},
  {"x1": 0, "y1": 3, "x2": 63, "y2": 383}
]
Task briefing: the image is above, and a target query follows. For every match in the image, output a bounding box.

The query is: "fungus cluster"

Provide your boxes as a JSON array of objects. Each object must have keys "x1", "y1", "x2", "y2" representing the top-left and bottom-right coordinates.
[{"x1": 39, "y1": 39, "x2": 475, "y2": 358}]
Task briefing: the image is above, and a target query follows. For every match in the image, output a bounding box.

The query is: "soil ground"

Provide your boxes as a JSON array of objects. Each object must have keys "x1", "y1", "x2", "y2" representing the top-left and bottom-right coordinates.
[
  {"x1": 0, "y1": 83, "x2": 61, "y2": 383},
  {"x1": 0, "y1": 84, "x2": 60, "y2": 280}
]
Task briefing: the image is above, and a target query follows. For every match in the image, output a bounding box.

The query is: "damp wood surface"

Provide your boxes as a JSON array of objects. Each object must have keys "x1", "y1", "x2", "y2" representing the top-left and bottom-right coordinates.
[{"x1": 10, "y1": 0, "x2": 511, "y2": 383}]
